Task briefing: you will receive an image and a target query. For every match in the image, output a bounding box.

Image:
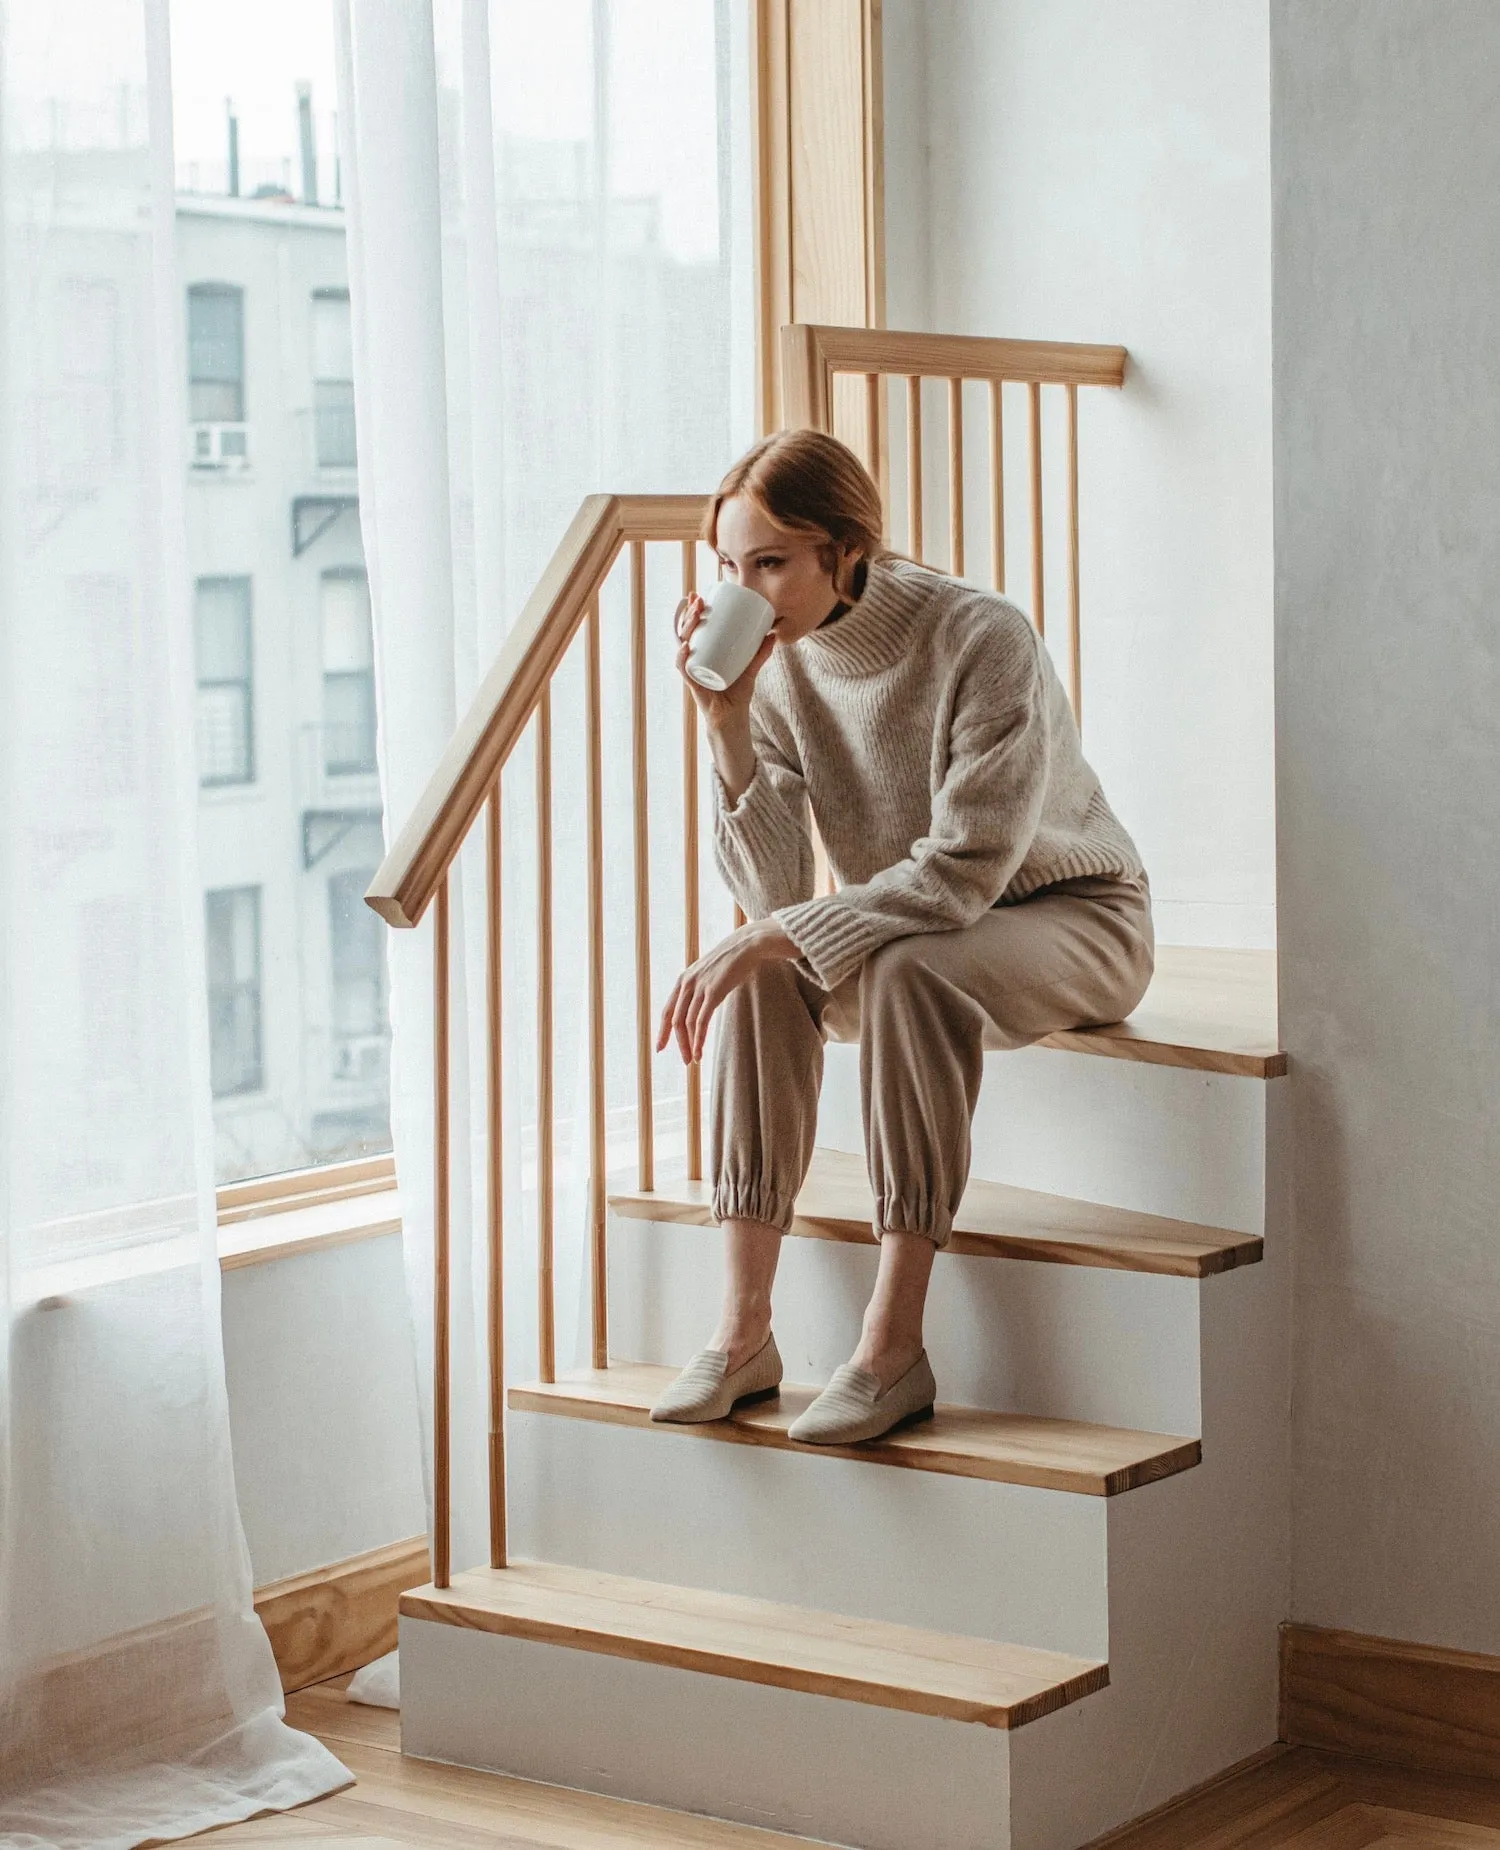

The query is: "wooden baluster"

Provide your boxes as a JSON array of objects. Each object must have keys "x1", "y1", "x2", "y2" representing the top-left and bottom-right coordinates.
[
  {"x1": 535, "y1": 686, "x2": 555, "y2": 1384},
  {"x1": 906, "y1": 375, "x2": 923, "y2": 563},
  {"x1": 1029, "y1": 381, "x2": 1045, "y2": 637},
  {"x1": 432, "y1": 875, "x2": 452, "y2": 1589},
  {"x1": 631, "y1": 541, "x2": 655, "y2": 1192},
  {"x1": 1066, "y1": 383, "x2": 1082, "y2": 728},
  {"x1": 484, "y1": 786, "x2": 506, "y2": 1568},
  {"x1": 948, "y1": 377, "x2": 965, "y2": 578},
  {"x1": 989, "y1": 379, "x2": 1005, "y2": 593},
  {"x1": 865, "y1": 372, "x2": 887, "y2": 542},
  {"x1": 585, "y1": 598, "x2": 608, "y2": 1369},
  {"x1": 681, "y1": 543, "x2": 703, "y2": 1183}
]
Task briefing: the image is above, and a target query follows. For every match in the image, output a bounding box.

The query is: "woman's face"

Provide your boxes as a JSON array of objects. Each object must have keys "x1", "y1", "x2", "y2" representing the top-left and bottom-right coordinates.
[{"x1": 714, "y1": 496, "x2": 855, "y2": 647}]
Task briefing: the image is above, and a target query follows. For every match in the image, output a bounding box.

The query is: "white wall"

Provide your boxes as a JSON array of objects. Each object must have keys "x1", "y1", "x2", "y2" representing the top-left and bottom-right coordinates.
[
  {"x1": 1273, "y1": 0, "x2": 1500, "y2": 1651},
  {"x1": 222, "y1": 1234, "x2": 425, "y2": 1585},
  {"x1": 883, "y1": 0, "x2": 1275, "y2": 948}
]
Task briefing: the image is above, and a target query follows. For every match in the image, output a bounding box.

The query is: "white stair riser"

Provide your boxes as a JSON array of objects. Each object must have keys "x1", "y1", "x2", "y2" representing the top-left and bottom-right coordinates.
[
  {"x1": 401, "y1": 1614, "x2": 1014, "y2": 1850},
  {"x1": 507, "y1": 1410, "x2": 1112, "y2": 1657},
  {"x1": 608, "y1": 1219, "x2": 1205, "y2": 1436},
  {"x1": 1009, "y1": 1247, "x2": 1293, "y2": 1850},
  {"x1": 818, "y1": 1042, "x2": 1267, "y2": 1234}
]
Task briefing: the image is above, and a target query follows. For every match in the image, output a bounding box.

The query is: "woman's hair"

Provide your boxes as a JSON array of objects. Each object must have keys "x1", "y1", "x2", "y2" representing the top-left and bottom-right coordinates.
[{"x1": 704, "y1": 429, "x2": 888, "y2": 598}]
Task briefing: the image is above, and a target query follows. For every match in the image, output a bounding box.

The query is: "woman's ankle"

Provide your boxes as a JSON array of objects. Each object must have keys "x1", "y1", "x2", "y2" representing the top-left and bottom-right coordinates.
[
  {"x1": 708, "y1": 1312, "x2": 773, "y2": 1372},
  {"x1": 848, "y1": 1330, "x2": 925, "y2": 1390}
]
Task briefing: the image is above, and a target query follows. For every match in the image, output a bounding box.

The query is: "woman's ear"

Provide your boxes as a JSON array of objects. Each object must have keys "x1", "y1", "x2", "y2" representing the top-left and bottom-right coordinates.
[{"x1": 833, "y1": 544, "x2": 863, "y2": 601}]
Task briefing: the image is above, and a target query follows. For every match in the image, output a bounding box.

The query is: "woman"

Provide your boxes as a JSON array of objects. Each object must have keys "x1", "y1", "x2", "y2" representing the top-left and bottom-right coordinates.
[{"x1": 650, "y1": 429, "x2": 1152, "y2": 1445}]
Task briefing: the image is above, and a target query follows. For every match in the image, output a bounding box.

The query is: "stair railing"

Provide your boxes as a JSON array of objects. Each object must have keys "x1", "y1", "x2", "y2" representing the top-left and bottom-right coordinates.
[
  {"x1": 782, "y1": 325, "x2": 1127, "y2": 729},
  {"x1": 366, "y1": 492, "x2": 709, "y2": 1588}
]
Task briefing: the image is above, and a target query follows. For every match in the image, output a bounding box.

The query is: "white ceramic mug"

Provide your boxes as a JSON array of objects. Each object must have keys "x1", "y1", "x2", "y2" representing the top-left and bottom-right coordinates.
[{"x1": 683, "y1": 580, "x2": 776, "y2": 692}]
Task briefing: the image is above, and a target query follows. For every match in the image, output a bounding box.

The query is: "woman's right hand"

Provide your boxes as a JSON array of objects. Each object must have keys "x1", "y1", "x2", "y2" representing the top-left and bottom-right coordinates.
[{"x1": 673, "y1": 592, "x2": 777, "y2": 735}]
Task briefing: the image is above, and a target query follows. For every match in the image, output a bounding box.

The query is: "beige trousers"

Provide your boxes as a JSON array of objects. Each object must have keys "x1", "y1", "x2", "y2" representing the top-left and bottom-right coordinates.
[{"x1": 708, "y1": 874, "x2": 1154, "y2": 1249}]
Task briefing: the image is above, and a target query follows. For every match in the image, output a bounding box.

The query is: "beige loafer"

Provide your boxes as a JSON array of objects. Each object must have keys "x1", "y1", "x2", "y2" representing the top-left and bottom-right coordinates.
[
  {"x1": 649, "y1": 1334, "x2": 783, "y2": 1424},
  {"x1": 787, "y1": 1350, "x2": 937, "y2": 1446}
]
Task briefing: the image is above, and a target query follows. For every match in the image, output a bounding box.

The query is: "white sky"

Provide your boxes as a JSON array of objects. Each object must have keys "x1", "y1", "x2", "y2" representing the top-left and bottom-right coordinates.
[{"x1": 168, "y1": 0, "x2": 722, "y2": 262}]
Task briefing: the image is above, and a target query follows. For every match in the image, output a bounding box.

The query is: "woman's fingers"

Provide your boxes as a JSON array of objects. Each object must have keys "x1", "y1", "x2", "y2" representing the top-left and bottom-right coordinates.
[
  {"x1": 656, "y1": 972, "x2": 683, "y2": 1052},
  {"x1": 683, "y1": 987, "x2": 705, "y2": 1065},
  {"x1": 686, "y1": 974, "x2": 723, "y2": 1065},
  {"x1": 676, "y1": 981, "x2": 698, "y2": 1065},
  {"x1": 674, "y1": 593, "x2": 707, "y2": 640}
]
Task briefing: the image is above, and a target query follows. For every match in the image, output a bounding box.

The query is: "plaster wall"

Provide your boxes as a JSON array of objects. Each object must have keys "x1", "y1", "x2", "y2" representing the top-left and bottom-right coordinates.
[
  {"x1": 883, "y1": 0, "x2": 1275, "y2": 949},
  {"x1": 222, "y1": 1233, "x2": 425, "y2": 1585},
  {"x1": 1273, "y1": 0, "x2": 1500, "y2": 1649}
]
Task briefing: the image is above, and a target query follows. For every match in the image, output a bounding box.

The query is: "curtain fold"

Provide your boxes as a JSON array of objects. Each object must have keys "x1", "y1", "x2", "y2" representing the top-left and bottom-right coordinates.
[
  {"x1": 334, "y1": 0, "x2": 753, "y2": 1574},
  {"x1": 0, "y1": 0, "x2": 351, "y2": 1840}
]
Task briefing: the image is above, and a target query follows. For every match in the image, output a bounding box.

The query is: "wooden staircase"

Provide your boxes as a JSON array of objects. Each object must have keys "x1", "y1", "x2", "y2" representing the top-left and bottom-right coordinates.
[
  {"x1": 399, "y1": 942, "x2": 1287, "y2": 1849},
  {"x1": 371, "y1": 328, "x2": 1290, "y2": 1850}
]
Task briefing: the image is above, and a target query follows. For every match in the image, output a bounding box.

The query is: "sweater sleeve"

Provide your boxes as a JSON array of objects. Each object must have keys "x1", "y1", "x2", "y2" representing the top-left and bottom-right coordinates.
[
  {"x1": 710, "y1": 697, "x2": 816, "y2": 918},
  {"x1": 771, "y1": 628, "x2": 1050, "y2": 990}
]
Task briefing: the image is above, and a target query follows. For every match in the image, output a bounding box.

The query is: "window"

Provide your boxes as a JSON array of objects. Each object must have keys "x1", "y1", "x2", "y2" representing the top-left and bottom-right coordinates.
[
  {"x1": 174, "y1": 5, "x2": 390, "y2": 1191},
  {"x1": 311, "y1": 289, "x2": 355, "y2": 466},
  {"x1": 321, "y1": 569, "x2": 376, "y2": 773},
  {"x1": 195, "y1": 577, "x2": 253, "y2": 785},
  {"x1": 187, "y1": 283, "x2": 244, "y2": 423},
  {"x1": 205, "y1": 887, "x2": 262, "y2": 1096}
]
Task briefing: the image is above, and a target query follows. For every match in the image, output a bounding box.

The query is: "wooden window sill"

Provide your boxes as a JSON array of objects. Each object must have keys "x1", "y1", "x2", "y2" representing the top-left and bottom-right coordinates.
[{"x1": 218, "y1": 1186, "x2": 402, "y2": 1272}]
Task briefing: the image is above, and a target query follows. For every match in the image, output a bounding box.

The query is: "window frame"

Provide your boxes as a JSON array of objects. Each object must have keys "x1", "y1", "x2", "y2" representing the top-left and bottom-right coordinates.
[
  {"x1": 217, "y1": 7, "x2": 885, "y2": 1230},
  {"x1": 217, "y1": 1150, "x2": 396, "y2": 1224}
]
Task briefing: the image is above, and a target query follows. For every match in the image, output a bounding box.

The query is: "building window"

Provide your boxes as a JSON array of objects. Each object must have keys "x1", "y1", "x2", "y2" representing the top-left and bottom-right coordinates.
[
  {"x1": 311, "y1": 289, "x2": 355, "y2": 467},
  {"x1": 329, "y1": 867, "x2": 388, "y2": 1072},
  {"x1": 195, "y1": 576, "x2": 253, "y2": 785},
  {"x1": 206, "y1": 886, "x2": 262, "y2": 1097},
  {"x1": 187, "y1": 283, "x2": 245, "y2": 423},
  {"x1": 321, "y1": 568, "x2": 376, "y2": 774}
]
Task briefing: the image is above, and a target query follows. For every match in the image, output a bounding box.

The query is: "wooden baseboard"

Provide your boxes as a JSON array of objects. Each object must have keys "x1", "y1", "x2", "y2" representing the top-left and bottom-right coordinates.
[
  {"x1": 255, "y1": 1535, "x2": 428, "y2": 1693},
  {"x1": 1281, "y1": 1622, "x2": 1500, "y2": 1779}
]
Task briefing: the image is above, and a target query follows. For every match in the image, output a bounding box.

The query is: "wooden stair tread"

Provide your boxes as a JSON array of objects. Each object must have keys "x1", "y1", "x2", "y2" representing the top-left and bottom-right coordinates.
[
  {"x1": 511, "y1": 1364, "x2": 1200, "y2": 1495},
  {"x1": 401, "y1": 1560, "x2": 1107, "y2": 1729},
  {"x1": 1040, "y1": 943, "x2": 1283, "y2": 1077},
  {"x1": 610, "y1": 1146, "x2": 1260, "y2": 1279}
]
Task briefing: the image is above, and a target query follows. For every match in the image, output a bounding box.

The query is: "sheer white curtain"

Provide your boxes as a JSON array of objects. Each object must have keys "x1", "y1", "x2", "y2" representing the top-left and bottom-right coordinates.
[
  {"x1": 334, "y1": 0, "x2": 753, "y2": 1576},
  {"x1": 0, "y1": 0, "x2": 350, "y2": 1841}
]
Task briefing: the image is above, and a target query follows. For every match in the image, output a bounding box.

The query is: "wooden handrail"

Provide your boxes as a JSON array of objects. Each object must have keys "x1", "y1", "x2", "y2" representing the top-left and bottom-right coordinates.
[
  {"x1": 366, "y1": 493, "x2": 706, "y2": 931},
  {"x1": 780, "y1": 324, "x2": 1127, "y2": 429}
]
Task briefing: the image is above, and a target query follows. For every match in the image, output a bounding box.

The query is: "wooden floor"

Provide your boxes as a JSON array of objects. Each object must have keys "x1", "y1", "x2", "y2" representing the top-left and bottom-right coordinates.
[{"x1": 185, "y1": 1680, "x2": 1500, "y2": 1850}]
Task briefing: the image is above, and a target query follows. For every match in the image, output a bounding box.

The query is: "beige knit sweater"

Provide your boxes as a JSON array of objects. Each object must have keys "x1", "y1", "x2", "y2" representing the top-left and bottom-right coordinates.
[{"x1": 710, "y1": 556, "x2": 1145, "y2": 992}]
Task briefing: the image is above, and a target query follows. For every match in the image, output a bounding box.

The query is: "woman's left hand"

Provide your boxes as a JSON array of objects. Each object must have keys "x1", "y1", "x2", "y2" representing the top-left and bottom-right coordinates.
[{"x1": 656, "y1": 919, "x2": 799, "y2": 1065}]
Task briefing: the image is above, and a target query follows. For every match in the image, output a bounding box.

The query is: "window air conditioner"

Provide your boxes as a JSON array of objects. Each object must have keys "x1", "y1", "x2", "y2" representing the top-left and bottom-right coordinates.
[
  {"x1": 333, "y1": 1034, "x2": 387, "y2": 1082},
  {"x1": 190, "y1": 422, "x2": 251, "y2": 471}
]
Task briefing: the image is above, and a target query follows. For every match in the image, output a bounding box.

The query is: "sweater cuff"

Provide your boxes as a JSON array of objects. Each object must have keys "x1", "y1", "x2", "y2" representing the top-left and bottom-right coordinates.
[{"x1": 772, "y1": 896, "x2": 886, "y2": 992}]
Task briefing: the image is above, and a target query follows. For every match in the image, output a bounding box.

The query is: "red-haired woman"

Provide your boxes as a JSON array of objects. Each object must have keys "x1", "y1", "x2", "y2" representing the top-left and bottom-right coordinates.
[{"x1": 652, "y1": 429, "x2": 1151, "y2": 1445}]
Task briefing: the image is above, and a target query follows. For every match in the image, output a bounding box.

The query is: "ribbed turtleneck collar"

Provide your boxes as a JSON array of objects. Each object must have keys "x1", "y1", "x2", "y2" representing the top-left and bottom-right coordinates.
[{"x1": 796, "y1": 556, "x2": 928, "y2": 677}]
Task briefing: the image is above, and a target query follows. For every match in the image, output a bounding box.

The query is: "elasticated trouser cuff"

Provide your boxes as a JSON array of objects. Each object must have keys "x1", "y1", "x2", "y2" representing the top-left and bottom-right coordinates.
[
  {"x1": 710, "y1": 1179, "x2": 799, "y2": 1234},
  {"x1": 875, "y1": 1198, "x2": 956, "y2": 1249}
]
